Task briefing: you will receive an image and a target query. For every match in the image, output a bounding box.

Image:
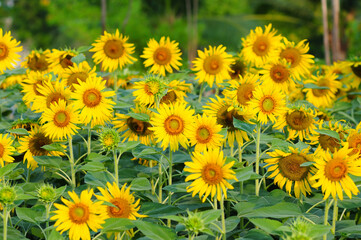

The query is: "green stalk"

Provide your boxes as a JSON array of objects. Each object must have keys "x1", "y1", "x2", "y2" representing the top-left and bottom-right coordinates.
[
  {"x1": 87, "y1": 124, "x2": 91, "y2": 156},
  {"x1": 167, "y1": 151, "x2": 173, "y2": 227},
  {"x1": 69, "y1": 138, "x2": 76, "y2": 189},
  {"x1": 255, "y1": 123, "x2": 261, "y2": 196},
  {"x1": 158, "y1": 159, "x2": 163, "y2": 203},
  {"x1": 238, "y1": 141, "x2": 243, "y2": 194},
  {"x1": 113, "y1": 149, "x2": 119, "y2": 187},
  {"x1": 324, "y1": 199, "x2": 330, "y2": 240},
  {"x1": 113, "y1": 71, "x2": 118, "y2": 102},
  {"x1": 220, "y1": 195, "x2": 226, "y2": 240},
  {"x1": 198, "y1": 83, "x2": 205, "y2": 103},
  {"x1": 3, "y1": 207, "x2": 7, "y2": 240},
  {"x1": 332, "y1": 198, "x2": 338, "y2": 235}
]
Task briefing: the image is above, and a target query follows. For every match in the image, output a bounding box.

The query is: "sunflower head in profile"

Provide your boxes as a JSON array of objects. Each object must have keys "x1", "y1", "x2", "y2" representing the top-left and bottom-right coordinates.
[
  {"x1": 90, "y1": 29, "x2": 137, "y2": 72},
  {"x1": 228, "y1": 55, "x2": 248, "y2": 79},
  {"x1": 0, "y1": 28, "x2": 23, "y2": 73},
  {"x1": 345, "y1": 121, "x2": 361, "y2": 156},
  {"x1": 274, "y1": 106, "x2": 318, "y2": 142},
  {"x1": 48, "y1": 49, "x2": 77, "y2": 74},
  {"x1": 241, "y1": 24, "x2": 282, "y2": 67},
  {"x1": 113, "y1": 105, "x2": 154, "y2": 146},
  {"x1": 311, "y1": 144, "x2": 361, "y2": 200},
  {"x1": 0, "y1": 134, "x2": 15, "y2": 167},
  {"x1": 51, "y1": 189, "x2": 108, "y2": 240},
  {"x1": 21, "y1": 71, "x2": 52, "y2": 107},
  {"x1": 132, "y1": 75, "x2": 167, "y2": 107},
  {"x1": 22, "y1": 49, "x2": 51, "y2": 73},
  {"x1": 184, "y1": 148, "x2": 237, "y2": 202},
  {"x1": 265, "y1": 147, "x2": 316, "y2": 198},
  {"x1": 141, "y1": 36, "x2": 182, "y2": 76},
  {"x1": 150, "y1": 102, "x2": 195, "y2": 151},
  {"x1": 61, "y1": 61, "x2": 97, "y2": 91},
  {"x1": 192, "y1": 45, "x2": 234, "y2": 88}
]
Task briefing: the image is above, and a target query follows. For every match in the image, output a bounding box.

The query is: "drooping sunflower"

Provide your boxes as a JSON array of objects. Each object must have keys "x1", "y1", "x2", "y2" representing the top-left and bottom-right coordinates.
[
  {"x1": 0, "y1": 28, "x2": 23, "y2": 73},
  {"x1": 192, "y1": 45, "x2": 234, "y2": 88},
  {"x1": 22, "y1": 49, "x2": 51, "y2": 73},
  {"x1": 265, "y1": 147, "x2": 316, "y2": 198},
  {"x1": 61, "y1": 61, "x2": 97, "y2": 91},
  {"x1": 241, "y1": 24, "x2": 282, "y2": 67},
  {"x1": 18, "y1": 126, "x2": 64, "y2": 170},
  {"x1": 311, "y1": 144, "x2": 361, "y2": 200},
  {"x1": 277, "y1": 38, "x2": 314, "y2": 79},
  {"x1": 304, "y1": 72, "x2": 342, "y2": 108},
  {"x1": 0, "y1": 134, "x2": 15, "y2": 167},
  {"x1": 345, "y1": 122, "x2": 361, "y2": 156},
  {"x1": 150, "y1": 102, "x2": 195, "y2": 151},
  {"x1": 72, "y1": 76, "x2": 115, "y2": 127},
  {"x1": 184, "y1": 148, "x2": 237, "y2": 202},
  {"x1": 159, "y1": 79, "x2": 191, "y2": 105},
  {"x1": 21, "y1": 71, "x2": 52, "y2": 107},
  {"x1": 96, "y1": 182, "x2": 146, "y2": 220},
  {"x1": 51, "y1": 189, "x2": 107, "y2": 240},
  {"x1": 141, "y1": 36, "x2": 182, "y2": 76},
  {"x1": 113, "y1": 105, "x2": 154, "y2": 146},
  {"x1": 40, "y1": 99, "x2": 80, "y2": 140},
  {"x1": 188, "y1": 114, "x2": 224, "y2": 152},
  {"x1": 132, "y1": 76, "x2": 167, "y2": 107},
  {"x1": 90, "y1": 29, "x2": 137, "y2": 72},
  {"x1": 248, "y1": 84, "x2": 286, "y2": 125},
  {"x1": 48, "y1": 49, "x2": 77, "y2": 74},
  {"x1": 31, "y1": 79, "x2": 72, "y2": 113},
  {"x1": 274, "y1": 106, "x2": 318, "y2": 141}
]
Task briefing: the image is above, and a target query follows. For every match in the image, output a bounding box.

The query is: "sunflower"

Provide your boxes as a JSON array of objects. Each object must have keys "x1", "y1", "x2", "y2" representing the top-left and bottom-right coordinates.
[
  {"x1": 304, "y1": 72, "x2": 342, "y2": 108},
  {"x1": 48, "y1": 49, "x2": 77, "y2": 74},
  {"x1": 274, "y1": 106, "x2": 318, "y2": 141},
  {"x1": 265, "y1": 147, "x2": 316, "y2": 198},
  {"x1": 248, "y1": 84, "x2": 286, "y2": 125},
  {"x1": 228, "y1": 55, "x2": 248, "y2": 79},
  {"x1": 0, "y1": 134, "x2": 15, "y2": 167},
  {"x1": 0, "y1": 73, "x2": 24, "y2": 89},
  {"x1": 260, "y1": 58, "x2": 295, "y2": 93},
  {"x1": 141, "y1": 36, "x2": 182, "y2": 76},
  {"x1": 22, "y1": 49, "x2": 51, "y2": 73},
  {"x1": 113, "y1": 105, "x2": 154, "y2": 146},
  {"x1": 287, "y1": 83, "x2": 305, "y2": 103},
  {"x1": 184, "y1": 148, "x2": 237, "y2": 202},
  {"x1": 277, "y1": 38, "x2": 314, "y2": 79},
  {"x1": 90, "y1": 29, "x2": 137, "y2": 72},
  {"x1": 40, "y1": 99, "x2": 80, "y2": 140},
  {"x1": 132, "y1": 76, "x2": 167, "y2": 107},
  {"x1": 10, "y1": 119, "x2": 39, "y2": 139},
  {"x1": 21, "y1": 71, "x2": 52, "y2": 107},
  {"x1": 132, "y1": 157, "x2": 158, "y2": 167},
  {"x1": 188, "y1": 114, "x2": 224, "y2": 152},
  {"x1": 241, "y1": 24, "x2": 282, "y2": 67},
  {"x1": 72, "y1": 76, "x2": 115, "y2": 127},
  {"x1": 0, "y1": 28, "x2": 23, "y2": 73},
  {"x1": 61, "y1": 62, "x2": 97, "y2": 91},
  {"x1": 150, "y1": 102, "x2": 195, "y2": 151},
  {"x1": 106, "y1": 74, "x2": 141, "y2": 90},
  {"x1": 203, "y1": 96, "x2": 254, "y2": 147},
  {"x1": 311, "y1": 144, "x2": 361, "y2": 200},
  {"x1": 338, "y1": 60, "x2": 361, "y2": 89},
  {"x1": 160, "y1": 79, "x2": 191, "y2": 105},
  {"x1": 18, "y1": 126, "x2": 64, "y2": 170},
  {"x1": 99, "y1": 128, "x2": 120, "y2": 151},
  {"x1": 192, "y1": 45, "x2": 234, "y2": 88},
  {"x1": 51, "y1": 189, "x2": 107, "y2": 240},
  {"x1": 96, "y1": 182, "x2": 146, "y2": 220},
  {"x1": 31, "y1": 79, "x2": 72, "y2": 113},
  {"x1": 345, "y1": 122, "x2": 361, "y2": 156}
]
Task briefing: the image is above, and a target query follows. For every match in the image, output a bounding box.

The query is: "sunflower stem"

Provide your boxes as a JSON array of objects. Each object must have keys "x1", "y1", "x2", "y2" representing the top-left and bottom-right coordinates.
[
  {"x1": 69, "y1": 138, "x2": 76, "y2": 189},
  {"x1": 213, "y1": 196, "x2": 217, "y2": 210},
  {"x1": 167, "y1": 151, "x2": 173, "y2": 227},
  {"x1": 323, "y1": 198, "x2": 330, "y2": 240},
  {"x1": 238, "y1": 141, "x2": 243, "y2": 194},
  {"x1": 113, "y1": 71, "x2": 118, "y2": 103},
  {"x1": 198, "y1": 82, "x2": 205, "y2": 103},
  {"x1": 158, "y1": 157, "x2": 163, "y2": 203},
  {"x1": 87, "y1": 124, "x2": 91, "y2": 156},
  {"x1": 255, "y1": 123, "x2": 261, "y2": 196},
  {"x1": 3, "y1": 207, "x2": 8, "y2": 240},
  {"x1": 220, "y1": 194, "x2": 226, "y2": 240},
  {"x1": 332, "y1": 198, "x2": 338, "y2": 235},
  {"x1": 114, "y1": 149, "x2": 119, "y2": 187}
]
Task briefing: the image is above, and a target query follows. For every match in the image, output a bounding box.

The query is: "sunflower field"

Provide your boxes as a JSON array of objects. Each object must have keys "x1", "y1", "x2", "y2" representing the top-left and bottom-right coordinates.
[{"x1": 3, "y1": 9, "x2": 361, "y2": 240}]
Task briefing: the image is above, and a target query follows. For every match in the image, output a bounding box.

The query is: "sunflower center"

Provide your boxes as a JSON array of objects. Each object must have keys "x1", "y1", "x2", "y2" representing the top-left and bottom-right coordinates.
[
  {"x1": 280, "y1": 48, "x2": 301, "y2": 68},
  {"x1": 108, "y1": 198, "x2": 131, "y2": 218},
  {"x1": 69, "y1": 203, "x2": 90, "y2": 224},
  {"x1": 164, "y1": 115, "x2": 184, "y2": 135},
  {"x1": 319, "y1": 134, "x2": 340, "y2": 153},
  {"x1": 230, "y1": 60, "x2": 246, "y2": 79},
  {"x1": 203, "y1": 55, "x2": 222, "y2": 75},
  {"x1": 104, "y1": 40, "x2": 124, "y2": 59},
  {"x1": 28, "y1": 54, "x2": 49, "y2": 71},
  {"x1": 270, "y1": 64, "x2": 289, "y2": 83},
  {"x1": 261, "y1": 97, "x2": 275, "y2": 113},
  {"x1": 153, "y1": 47, "x2": 171, "y2": 65},
  {"x1": 196, "y1": 126, "x2": 212, "y2": 143},
  {"x1": 252, "y1": 36, "x2": 269, "y2": 56},
  {"x1": 285, "y1": 110, "x2": 313, "y2": 131},
  {"x1": 83, "y1": 88, "x2": 102, "y2": 107},
  {"x1": 278, "y1": 154, "x2": 310, "y2": 181},
  {"x1": 351, "y1": 64, "x2": 361, "y2": 78},
  {"x1": 68, "y1": 72, "x2": 88, "y2": 89},
  {"x1": 202, "y1": 163, "x2": 223, "y2": 185},
  {"x1": 59, "y1": 54, "x2": 73, "y2": 68},
  {"x1": 0, "y1": 43, "x2": 9, "y2": 60},
  {"x1": 324, "y1": 158, "x2": 347, "y2": 181},
  {"x1": 0, "y1": 143, "x2": 4, "y2": 158},
  {"x1": 53, "y1": 110, "x2": 71, "y2": 128},
  {"x1": 160, "y1": 90, "x2": 177, "y2": 104},
  {"x1": 236, "y1": 83, "x2": 254, "y2": 106},
  {"x1": 28, "y1": 133, "x2": 53, "y2": 156},
  {"x1": 126, "y1": 117, "x2": 152, "y2": 136},
  {"x1": 46, "y1": 92, "x2": 66, "y2": 108},
  {"x1": 216, "y1": 105, "x2": 244, "y2": 131}
]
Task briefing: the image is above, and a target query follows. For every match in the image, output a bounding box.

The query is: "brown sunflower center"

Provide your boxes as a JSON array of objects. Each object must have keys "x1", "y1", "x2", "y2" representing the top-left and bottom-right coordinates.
[
  {"x1": 69, "y1": 203, "x2": 90, "y2": 224},
  {"x1": 196, "y1": 126, "x2": 212, "y2": 143},
  {"x1": 202, "y1": 163, "x2": 223, "y2": 185},
  {"x1": 252, "y1": 36, "x2": 269, "y2": 56},
  {"x1": 0, "y1": 143, "x2": 4, "y2": 158},
  {"x1": 0, "y1": 43, "x2": 9, "y2": 60},
  {"x1": 237, "y1": 83, "x2": 255, "y2": 106},
  {"x1": 324, "y1": 158, "x2": 347, "y2": 181},
  {"x1": 160, "y1": 90, "x2": 177, "y2": 104},
  {"x1": 59, "y1": 54, "x2": 73, "y2": 69},
  {"x1": 108, "y1": 198, "x2": 131, "y2": 218},
  {"x1": 53, "y1": 110, "x2": 71, "y2": 127},
  {"x1": 229, "y1": 60, "x2": 246, "y2": 79},
  {"x1": 261, "y1": 96, "x2": 275, "y2": 113},
  {"x1": 126, "y1": 117, "x2": 152, "y2": 136},
  {"x1": 351, "y1": 64, "x2": 361, "y2": 78},
  {"x1": 278, "y1": 154, "x2": 310, "y2": 181},
  {"x1": 28, "y1": 133, "x2": 53, "y2": 156},
  {"x1": 46, "y1": 92, "x2": 66, "y2": 108},
  {"x1": 280, "y1": 48, "x2": 301, "y2": 68},
  {"x1": 153, "y1": 47, "x2": 171, "y2": 65},
  {"x1": 164, "y1": 115, "x2": 184, "y2": 135},
  {"x1": 216, "y1": 105, "x2": 244, "y2": 131},
  {"x1": 103, "y1": 40, "x2": 124, "y2": 59},
  {"x1": 67, "y1": 72, "x2": 88, "y2": 89},
  {"x1": 28, "y1": 54, "x2": 49, "y2": 72},
  {"x1": 319, "y1": 134, "x2": 340, "y2": 153},
  {"x1": 83, "y1": 88, "x2": 102, "y2": 107},
  {"x1": 270, "y1": 64, "x2": 289, "y2": 83},
  {"x1": 203, "y1": 55, "x2": 222, "y2": 75},
  {"x1": 285, "y1": 110, "x2": 313, "y2": 130}
]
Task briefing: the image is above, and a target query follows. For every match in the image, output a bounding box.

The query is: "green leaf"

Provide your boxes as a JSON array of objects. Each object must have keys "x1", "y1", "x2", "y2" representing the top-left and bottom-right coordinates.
[
  {"x1": 102, "y1": 218, "x2": 135, "y2": 232},
  {"x1": 16, "y1": 207, "x2": 46, "y2": 223},
  {"x1": 239, "y1": 229, "x2": 273, "y2": 240},
  {"x1": 249, "y1": 218, "x2": 283, "y2": 235},
  {"x1": 141, "y1": 202, "x2": 183, "y2": 217},
  {"x1": 300, "y1": 161, "x2": 315, "y2": 167},
  {"x1": 77, "y1": 45, "x2": 92, "y2": 53},
  {"x1": 126, "y1": 112, "x2": 150, "y2": 122},
  {"x1": 202, "y1": 209, "x2": 222, "y2": 225},
  {"x1": 33, "y1": 156, "x2": 63, "y2": 169},
  {"x1": 119, "y1": 141, "x2": 140, "y2": 153},
  {"x1": 304, "y1": 83, "x2": 329, "y2": 89},
  {"x1": 134, "y1": 220, "x2": 177, "y2": 240},
  {"x1": 240, "y1": 202, "x2": 302, "y2": 218},
  {"x1": 6, "y1": 128, "x2": 28, "y2": 135},
  {"x1": 210, "y1": 216, "x2": 239, "y2": 233},
  {"x1": 86, "y1": 153, "x2": 111, "y2": 162},
  {"x1": 0, "y1": 226, "x2": 29, "y2": 240},
  {"x1": 41, "y1": 143, "x2": 65, "y2": 152},
  {"x1": 163, "y1": 183, "x2": 189, "y2": 193},
  {"x1": 233, "y1": 118, "x2": 256, "y2": 134},
  {"x1": 71, "y1": 53, "x2": 86, "y2": 64},
  {"x1": 235, "y1": 165, "x2": 261, "y2": 182},
  {"x1": 130, "y1": 177, "x2": 151, "y2": 191},
  {"x1": 315, "y1": 129, "x2": 340, "y2": 141},
  {"x1": 0, "y1": 163, "x2": 19, "y2": 178},
  {"x1": 79, "y1": 162, "x2": 105, "y2": 172},
  {"x1": 48, "y1": 227, "x2": 65, "y2": 240},
  {"x1": 308, "y1": 224, "x2": 331, "y2": 238}
]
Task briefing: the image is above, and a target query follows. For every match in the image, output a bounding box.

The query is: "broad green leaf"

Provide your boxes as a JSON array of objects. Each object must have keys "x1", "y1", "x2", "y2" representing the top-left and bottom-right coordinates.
[
  {"x1": 79, "y1": 162, "x2": 105, "y2": 172},
  {"x1": 16, "y1": 207, "x2": 46, "y2": 223},
  {"x1": 71, "y1": 53, "x2": 86, "y2": 64},
  {"x1": 239, "y1": 229, "x2": 273, "y2": 240},
  {"x1": 130, "y1": 177, "x2": 151, "y2": 191},
  {"x1": 249, "y1": 218, "x2": 282, "y2": 235},
  {"x1": 77, "y1": 45, "x2": 92, "y2": 53},
  {"x1": 235, "y1": 166, "x2": 261, "y2": 182},
  {"x1": 308, "y1": 224, "x2": 331, "y2": 238},
  {"x1": 41, "y1": 143, "x2": 65, "y2": 152},
  {"x1": 315, "y1": 129, "x2": 340, "y2": 141},
  {"x1": 0, "y1": 163, "x2": 19, "y2": 178},
  {"x1": 48, "y1": 228, "x2": 65, "y2": 240},
  {"x1": 119, "y1": 141, "x2": 140, "y2": 153},
  {"x1": 304, "y1": 83, "x2": 329, "y2": 89},
  {"x1": 102, "y1": 218, "x2": 135, "y2": 232},
  {"x1": 134, "y1": 220, "x2": 177, "y2": 240},
  {"x1": 210, "y1": 216, "x2": 240, "y2": 233},
  {"x1": 33, "y1": 156, "x2": 63, "y2": 169},
  {"x1": 233, "y1": 118, "x2": 256, "y2": 134},
  {"x1": 141, "y1": 202, "x2": 183, "y2": 217},
  {"x1": 86, "y1": 152, "x2": 111, "y2": 162},
  {"x1": 126, "y1": 112, "x2": 150, "y2": 122},
  {"x1": 0, "y1": 226, "x2": 29, "y2": 240},
  {"x1": 240, "y1": 202, "x2": 302, "y2": 218},
  {"x1": 0, "y1": 122, "x2": 12, "y2": 130},
  {"x1": 6, "y1": 128, "x2": 28, "y2": 135},
  {"x1": 163, "y1": 183, "x2": 189, "y2": 193},
  {"x1": 202, "y1": 209, "x2": 222, "y2": 225},
  {"x1": 300, "y1": 161, "x2": 315, "y2": 167}
]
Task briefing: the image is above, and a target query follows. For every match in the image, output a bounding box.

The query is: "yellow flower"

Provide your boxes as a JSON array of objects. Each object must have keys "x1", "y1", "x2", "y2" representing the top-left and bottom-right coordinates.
[
  {"x1": 0, "y1": 28, "x2": 23, "y2": 73},
  {"x1": 265, "y1": 147, "x2": 316, "y2": 198},
  {"x1": 0, "y1": 73, "x2": 24, "y2": 89},
  {"x1": 90, "y1": 29, "x2": 136, "y2": 72},
  {"x1": 228, "y1": 56, "x2": 248, "y2": 79},
  {"x1": 22, "y1": 49, "x2": 51, "y2": 73},
  {"x1": 0, "y1": 134, "x2": 15, "y2": 167},
  {"x1": 184, "y1": 148, "x2": 237, "y2": 202},
  {"x1": 340, "y1": 60, "x2": 361, "y2": 89},
  {"x1": 241, "y1": 24, "x2": 282, "y2": 67},
  {"x1": 141, "y1": 36, "x2": 182, "y2": 76},
  {"x1": 150, "y1": 102, "x2": 195, "y2": 151},
  {"x1": 48, "y1": 49, "x2": 77, "y2": 74},
  {"x1": 132, "y1": 76, "x2": 167, "y2": 107},
  {"x1": 192, "y1": 45, "x2": 234, "y2": 88},
  {"x1": 51, "y1": 189, "x2": 107, "y2": 240},
  {"x1": 21, "y1": 71, "x2": 52, "y2": 107},
  {"x1": 346, "y1": 121, "x2": 361, "y2": 156},
  {"x1": 159, "y1": 79, "x2": 191, "y2": 105},
  {"x1": 311, "y1": 144, "x2": 361, "y2": 200},
  {"x1": 61, "y1": 61, "x2": 97, "y2": 91},
  {"x1": 72, "y1": 76, "x2": 115, "y2": 127}
]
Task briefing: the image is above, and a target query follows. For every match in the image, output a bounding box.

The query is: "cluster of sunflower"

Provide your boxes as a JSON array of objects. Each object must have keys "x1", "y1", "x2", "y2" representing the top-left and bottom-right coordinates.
[{"x1": 1, "y1": 22, "x2": 361, "y2": 240}]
